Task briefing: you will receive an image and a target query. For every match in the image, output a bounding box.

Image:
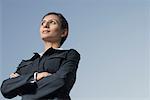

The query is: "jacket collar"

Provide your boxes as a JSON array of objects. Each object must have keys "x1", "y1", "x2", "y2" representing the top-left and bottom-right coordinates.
[{"x1": 31, "y1": 47, "x2": 66, "y2": 60}]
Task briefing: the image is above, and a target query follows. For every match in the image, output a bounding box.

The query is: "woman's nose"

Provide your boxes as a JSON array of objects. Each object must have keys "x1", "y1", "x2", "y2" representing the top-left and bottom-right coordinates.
[{"x1": 43, "y1": 22, "x2": 50, "y2": 28}]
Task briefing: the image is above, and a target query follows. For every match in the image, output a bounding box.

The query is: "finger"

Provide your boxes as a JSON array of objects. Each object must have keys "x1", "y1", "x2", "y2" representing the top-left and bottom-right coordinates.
[
  {"x1": 10, "y1": 73, "x2": 15, "y2": 78},
  {"x1": 14, "y1": 73, "x2": 20, "y2": 77},
  {"x1": 36, "y1": 73, "x2": 42, "y2": 80},
  {"x1": 10, "y1": 73, "x2": 19, "y2": 78},
  {"x1": 10, "y1": 75, "x2": 16, "y2": 78},
  {"x1": 48, "y1": 73, "x2": 52, "y2": 76}
]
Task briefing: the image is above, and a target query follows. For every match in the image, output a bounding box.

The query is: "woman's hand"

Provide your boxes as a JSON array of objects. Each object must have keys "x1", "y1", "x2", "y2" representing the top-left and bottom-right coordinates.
[
  {"x1": 10, "y1": 73, "x2": 20, "y2": 78},
  {"x1": 36, "y1": 72, "x2": 51, "y2": 81}
]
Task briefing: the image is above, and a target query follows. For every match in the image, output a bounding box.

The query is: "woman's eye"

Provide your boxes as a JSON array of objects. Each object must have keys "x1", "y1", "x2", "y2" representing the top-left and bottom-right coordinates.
[
  {"x1": 50, "y1": 21, "x2": 56, "y2": 24},
  {"x1": 41, "y1": 20, "x2": 56, "y2": 26},
  {"x1": 41, "y1": 21, "x2": 45, "y2": 25}
]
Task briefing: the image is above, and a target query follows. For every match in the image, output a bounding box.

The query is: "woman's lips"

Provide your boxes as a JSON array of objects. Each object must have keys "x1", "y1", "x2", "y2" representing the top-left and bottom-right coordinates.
[{"x1": 42, "y1": 30, "x2": 50, "y2": 34}]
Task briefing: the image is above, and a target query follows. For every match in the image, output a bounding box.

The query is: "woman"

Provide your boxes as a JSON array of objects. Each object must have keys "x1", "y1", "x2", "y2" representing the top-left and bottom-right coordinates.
[{"x1": 1, "y1": 12, "x2": 80, "y2": 100}]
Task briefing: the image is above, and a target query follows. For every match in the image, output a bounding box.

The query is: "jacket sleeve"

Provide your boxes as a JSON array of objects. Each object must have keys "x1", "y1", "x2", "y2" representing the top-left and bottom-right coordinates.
[
  {"x1": 0, "y1": 62, "x2": 36, "y2": 99},
  {"x1": 25, "y1": 49, "x2": 80, "y2": 99}
]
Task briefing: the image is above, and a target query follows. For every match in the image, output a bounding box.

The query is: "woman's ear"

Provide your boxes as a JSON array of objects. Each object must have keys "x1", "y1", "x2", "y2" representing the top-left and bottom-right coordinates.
[{"x1": 61, "y1": 29, "x2": 68, "y2": 37}]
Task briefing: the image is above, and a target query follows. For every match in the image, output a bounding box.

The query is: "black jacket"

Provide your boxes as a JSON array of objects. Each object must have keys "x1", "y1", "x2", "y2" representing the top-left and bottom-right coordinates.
[{"x1": 1, "y1": 48, "x2": 80, "y2": 100}]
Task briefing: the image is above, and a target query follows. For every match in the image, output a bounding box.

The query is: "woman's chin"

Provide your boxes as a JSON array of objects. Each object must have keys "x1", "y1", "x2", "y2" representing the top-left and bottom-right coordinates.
[{"x1": 41, "y1": 37, "x2": 53, "y2": 42}]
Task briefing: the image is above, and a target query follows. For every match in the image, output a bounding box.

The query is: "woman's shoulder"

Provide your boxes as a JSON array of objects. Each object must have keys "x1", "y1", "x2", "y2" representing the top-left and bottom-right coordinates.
[
  {"x1": 64, "y1": 48, "x2": 80, "y2": 61},
  {"x1": 59, "y1": 48, "x2": 80, "y2": 55},
  {"x1": 68, "y1": 49, "x2": 80, "y2": 55},
  {"x1": 56, "y1": 48, "x2": 80, "y2": 60}
]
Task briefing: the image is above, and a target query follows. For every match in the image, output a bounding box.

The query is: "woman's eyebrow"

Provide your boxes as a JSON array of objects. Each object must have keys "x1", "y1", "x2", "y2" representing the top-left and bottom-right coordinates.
[
  {"x1": 53, "y1": 19, "x2": 61, "y2": 24},
  {"x1": 42, "y1": 18, "x2": 57, "y2": 21},
  {"x1": 41, "y1": 20, "x2": 46, "y2": 23},
  {"x1": 42, "y1": 19, "x2": 60, "y2": 24},
  {"x1": 50, "y1": 19, "x2": 60, "y2": 23}
]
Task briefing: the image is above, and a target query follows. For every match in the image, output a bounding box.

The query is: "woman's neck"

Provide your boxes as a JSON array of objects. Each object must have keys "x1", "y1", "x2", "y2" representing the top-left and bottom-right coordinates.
[{"x1": 44, "y1": 41, "x2": 60, "y2": 52}]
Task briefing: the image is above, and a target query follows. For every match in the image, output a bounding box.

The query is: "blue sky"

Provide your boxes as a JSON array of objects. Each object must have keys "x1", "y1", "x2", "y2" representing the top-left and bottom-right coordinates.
[{"x1": 0, "y1": 0, "x2": 150, "y2": 100}]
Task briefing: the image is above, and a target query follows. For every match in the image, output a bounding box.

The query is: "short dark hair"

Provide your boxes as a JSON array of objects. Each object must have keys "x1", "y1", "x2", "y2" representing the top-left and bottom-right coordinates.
[{"x1": 42, "y1": 12, "x2": 69, "y2": 46}]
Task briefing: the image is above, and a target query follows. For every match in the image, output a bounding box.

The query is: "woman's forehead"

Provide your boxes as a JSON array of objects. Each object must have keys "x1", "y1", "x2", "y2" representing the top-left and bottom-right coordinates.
[{"x1": 43, "y1": 14, "x2": 60, "y2": 21}]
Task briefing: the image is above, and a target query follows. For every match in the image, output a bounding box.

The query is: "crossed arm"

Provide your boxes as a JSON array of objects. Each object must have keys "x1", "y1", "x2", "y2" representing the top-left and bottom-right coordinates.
[
  {"x1": 10, "y1": 72, "x2": 51, "y2": 81},
  {"x1": 1, "y1": 49, "x2": 80, "y2": 99}
]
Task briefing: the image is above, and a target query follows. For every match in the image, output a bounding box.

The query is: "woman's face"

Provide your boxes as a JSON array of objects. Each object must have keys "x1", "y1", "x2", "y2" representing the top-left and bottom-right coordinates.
[{"x1": 40, "y1": 14, "x2": 65, "y2": 42}]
